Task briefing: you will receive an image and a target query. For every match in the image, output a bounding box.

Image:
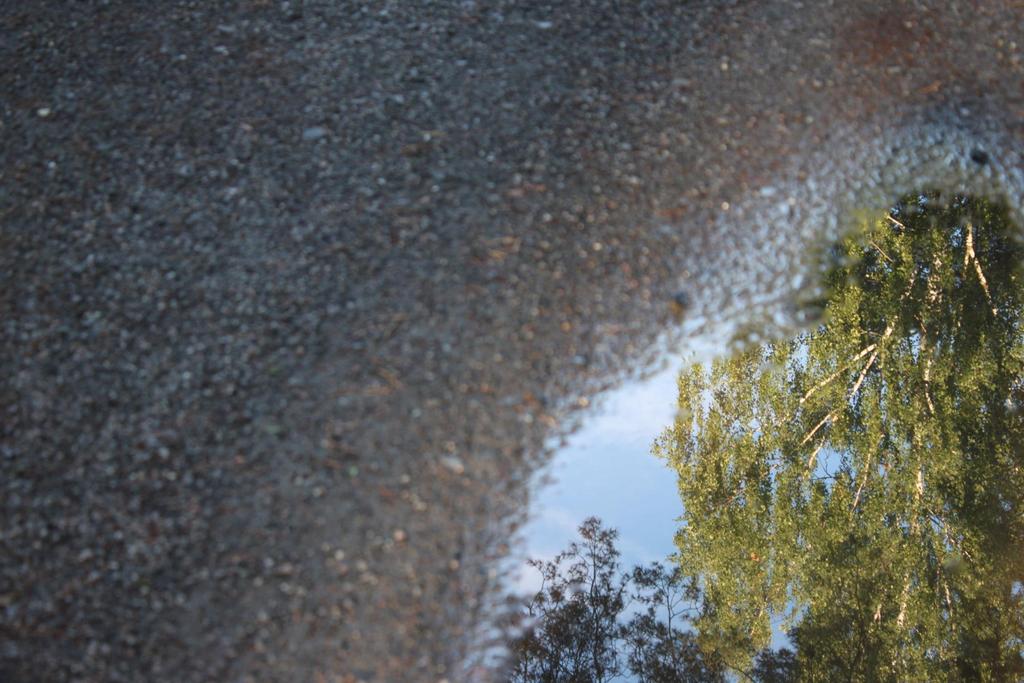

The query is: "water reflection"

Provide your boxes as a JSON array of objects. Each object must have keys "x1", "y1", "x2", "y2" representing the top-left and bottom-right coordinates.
[
  {"x1": 514, "y1": 194, "x2": 1024, "y2": 680},
  {"x1": 518, "y1": 363, "x2": 683, "y2": 593}
]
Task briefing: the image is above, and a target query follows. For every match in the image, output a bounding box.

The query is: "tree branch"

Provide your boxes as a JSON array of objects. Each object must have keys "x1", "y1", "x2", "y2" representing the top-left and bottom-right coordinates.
[
  {"x1": 870, "y1": 239, "x2": 894, "y2": 263},
  {"x1": 804, "y1": 438, "x2": 826, "y2": 476},
  {"x1": 797, "y1": 343, "x2": 878, "y2": 408},
  {"x1": 799, "y1": 411, "x2": 836, "y2": 447},
  {"x1": 799, "y1": 332, "x2": 888, "y2": 448},
  {"x1": 965, "y1": 221, "x2": 998, "y2": 316},
  {"x1": 851, "y1": 436, "x2": 886, "y2": 512},
  {"x1": 917, "y1": 317, "x2": 936, "y2": 416},
  {"x1": 886, "y1": 214, "x2": 906, "y2": 229}
]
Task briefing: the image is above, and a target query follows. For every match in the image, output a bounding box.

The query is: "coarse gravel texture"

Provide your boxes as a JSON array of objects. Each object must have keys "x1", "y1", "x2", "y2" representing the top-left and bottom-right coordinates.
[{"x1": 2, "y1": 1, "x2": 1023, "y2": 681}]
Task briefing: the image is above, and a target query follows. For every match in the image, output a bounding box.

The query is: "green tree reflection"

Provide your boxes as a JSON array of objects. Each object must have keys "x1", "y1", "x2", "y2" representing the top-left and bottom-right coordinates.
[{"x1": 657, "y1": 194, "x2": 1024, "y2": 680}]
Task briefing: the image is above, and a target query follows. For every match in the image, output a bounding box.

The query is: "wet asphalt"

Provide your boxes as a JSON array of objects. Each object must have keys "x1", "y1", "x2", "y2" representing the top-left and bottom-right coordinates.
[{"x1": 2, "y1": 2, "x2": 1022, "y2": 681}]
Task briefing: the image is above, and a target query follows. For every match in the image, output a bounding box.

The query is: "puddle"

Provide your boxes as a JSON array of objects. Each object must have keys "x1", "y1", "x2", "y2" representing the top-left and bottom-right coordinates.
[
  {"x1": 7, "y1": 5, "x2": 1024, "y2": 682},
  {"x1": 507, "y1": 193, "x2": 1024, "y2": 681}
]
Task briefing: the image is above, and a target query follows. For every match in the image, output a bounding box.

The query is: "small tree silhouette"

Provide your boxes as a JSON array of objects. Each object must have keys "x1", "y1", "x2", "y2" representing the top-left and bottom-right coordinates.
[{"x1": 509, "y1": 518, "x2": 725, "y2": 682}]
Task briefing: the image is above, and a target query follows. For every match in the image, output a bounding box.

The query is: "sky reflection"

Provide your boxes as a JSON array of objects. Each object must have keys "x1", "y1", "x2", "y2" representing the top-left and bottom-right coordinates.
[{"x1": 518, "y1": 361, "x2": 684, "y2": 594}]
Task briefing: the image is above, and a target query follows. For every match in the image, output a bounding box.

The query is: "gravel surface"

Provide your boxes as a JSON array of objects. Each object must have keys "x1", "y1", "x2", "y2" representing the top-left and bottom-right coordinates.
[{"x1": 2, "y1": 1, "x2": 1022, "y2": 681}]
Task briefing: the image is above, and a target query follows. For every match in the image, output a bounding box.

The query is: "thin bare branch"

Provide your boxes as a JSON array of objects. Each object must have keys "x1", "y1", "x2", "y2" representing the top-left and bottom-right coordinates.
[
  {"x1": 923, "y1": 358, "x2": 935, "y2": 415},
  {"x1": 791, "y1": 262, "x2": 911, "y2": 444},
  {"x1": 942, "y1": 573, "x2": 956, "y2": 633},
  {"x1": 896, "y1": 454, "x2": 927, "y2": 632},
  {"x1": 846, "y1": 335, "x2": 885, "y2": 400},
  {"x1": 798, "y1": 343, "x2": 878, "y2": 407},
  {"x1": 896, "y1": 575, "x2": 911, "y2": 629},
  {"x1": 852, "y1": 435, "x2": 887, "y2": 512},
  {"x1": 798, "y1": 325, "x2": 888, "y2": 447},
  {"x1": 930, "y1": 511, "x2": 974, "y2": 564},
  {"x1": 965, "y1": 222, "x2": 998, "y2": 316},
  {"x1": 799, "y1": 410, "x2": 837, "y2": 447},
  {"x1": 918, "y1": 318, "x2": 936, "y2": 416},
  {"x1": 804, "y1": 438, "x2": 826, "y2": 476},
  {"x1": 870, "y1": 239, "x2": 894, "y2": 263}
]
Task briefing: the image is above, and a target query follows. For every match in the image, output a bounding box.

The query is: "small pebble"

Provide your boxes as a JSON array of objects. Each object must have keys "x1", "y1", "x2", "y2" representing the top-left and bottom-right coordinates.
[
  {"x1": 439, "y1": 456, "x2": 465, "y2": 475},
  {"x1": 303, "y1": 126, "x2": 328, "y2": 141}
]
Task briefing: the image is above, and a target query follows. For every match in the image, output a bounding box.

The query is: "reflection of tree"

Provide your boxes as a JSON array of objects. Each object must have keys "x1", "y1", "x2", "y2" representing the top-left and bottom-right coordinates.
[
  {"x1": 656, "y1": 195, "x2": 1024, "y2": 680},
  {"x1": 750, "y1": 647, "x2": 797, "y2": 683},
  {"x1": 509, "y1": 517, "x2": 724, "y2": 682},
  {"x1": 624, "y1": 563, "x2": 721, "y2": 682},
  {"x1": 511, "y1": 517, "x2": 628, "y2": 682}
]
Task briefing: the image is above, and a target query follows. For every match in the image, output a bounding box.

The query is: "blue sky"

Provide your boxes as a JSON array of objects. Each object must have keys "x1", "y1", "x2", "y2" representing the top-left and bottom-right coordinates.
[{"x1": 516, "y1": 361, "x2": 685, "y2": 593}]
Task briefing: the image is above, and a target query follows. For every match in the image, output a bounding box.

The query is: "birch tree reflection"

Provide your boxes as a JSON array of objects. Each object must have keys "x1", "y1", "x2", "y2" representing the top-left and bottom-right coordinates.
[{"x1": 658, "y1": 194, "x2": 1024, "y2": 680}]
